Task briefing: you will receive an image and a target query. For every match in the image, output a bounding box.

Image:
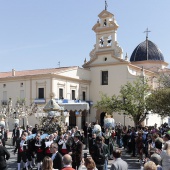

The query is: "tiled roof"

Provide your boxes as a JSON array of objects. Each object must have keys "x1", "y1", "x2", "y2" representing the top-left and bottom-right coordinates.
[
  {"x1": 0, "y1": 66, "x2": 77, "y2": 78},
  {"x1": 130, "y1": 39, "x2": 164, "y2": 62}
]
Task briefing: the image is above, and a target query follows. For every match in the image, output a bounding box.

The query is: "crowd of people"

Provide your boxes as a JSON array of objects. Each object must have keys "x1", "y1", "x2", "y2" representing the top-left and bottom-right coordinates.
[{"x1": 1, "y1": 121, "x2": 170, "y2": 170}]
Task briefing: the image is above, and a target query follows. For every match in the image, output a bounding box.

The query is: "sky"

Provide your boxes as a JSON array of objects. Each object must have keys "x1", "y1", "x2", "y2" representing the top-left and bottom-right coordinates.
[{"x1": 0, "y1": 0, "x2": 170, "y2": 72}]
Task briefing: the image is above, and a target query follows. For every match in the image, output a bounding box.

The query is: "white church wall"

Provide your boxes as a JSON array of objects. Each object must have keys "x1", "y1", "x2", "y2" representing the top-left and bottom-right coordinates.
[
  {"x1": 89, "y1": 54, "x2": 120, "y2": 66},
  {"x1": 113, "y1": 113, "x2": 135, "y2": 127},
  {"x1": 147, "y1": 113, "x2": 168, "y2": 127},
  {"x1": 31, "y1": 78, "x2": 51, "y2": 101},
  {"x1": 89, "y1": 64, "x2": 141, "y2": 125},
  {"x1": 59, "y1": 67, "x2": 90, "y2": 80}
]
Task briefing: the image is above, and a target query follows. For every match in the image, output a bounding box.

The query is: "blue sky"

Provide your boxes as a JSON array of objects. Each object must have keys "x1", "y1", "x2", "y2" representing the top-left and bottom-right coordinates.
[{"x1": 0, "y1": 0, "x2": 170, "y2": 72}]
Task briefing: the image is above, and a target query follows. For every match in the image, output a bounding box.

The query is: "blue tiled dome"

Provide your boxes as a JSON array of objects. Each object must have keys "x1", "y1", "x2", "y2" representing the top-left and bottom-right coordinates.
[{"x1": 130, "y1": 39, "x2": 164, "y2": 62}]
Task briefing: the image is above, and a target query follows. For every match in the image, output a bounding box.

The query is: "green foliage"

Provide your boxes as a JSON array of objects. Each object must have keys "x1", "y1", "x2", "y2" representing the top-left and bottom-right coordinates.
[
  {"x1": 146, "y1": 88, "x2": 170, "y2": 117},
  {"x1": 95, "y1": 78, "x2": 151, "y2": 126},
  {"x1": 158, "y1": 73, "x2": 170, "y2": 88},
  {"x1": 94, "y1": 93, "x2": 121, "y2": 114},
  {"x1": 119, "y1": 78, "x2": 151, "y2": 126}
]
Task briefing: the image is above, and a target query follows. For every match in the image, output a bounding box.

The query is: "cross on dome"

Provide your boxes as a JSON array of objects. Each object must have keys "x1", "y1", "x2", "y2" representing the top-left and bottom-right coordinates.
[{"x1": 144, "y1": 28, "x2": 151, "y2": 39}]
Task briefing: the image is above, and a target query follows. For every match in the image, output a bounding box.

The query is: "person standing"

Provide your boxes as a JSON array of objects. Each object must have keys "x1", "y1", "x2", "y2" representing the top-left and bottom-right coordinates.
[
  {"x1": 110, "y1": 149, "x2": 128, "y2": 170},
  {"x1": 0, "y1": 127, "x2": 7, "y2": 146},
  {"x1": 116, "y1": 124, "x2": 122, "y2": 148},
  {"x1": 58, "y1": 134, "x2": 69, "y2": 155},
  {"x1": 70, "y1": 132, "x2": 83, "y2": 170},
  {"x1": 83, "y1": 122, "x2": 89, "y2": 149},
  {"x1": 84, "y1": 157, "x2": 96, "y2": 170},
  {"x1": 130, "y1": 127, "x2": 137, "y2": 157},
  {"x1": 14, "y1": 134, "x2": 28, "y2": 170},
  {"x1": 0, "y1": 139, "x2": 10, "y2": 170},
  {"x1": 53, "y1": 131, "x2": 60, "y2": 143},
  {"x1": 12, "y1": 125, "x2": 20, "y2": 146},
  {"x1": 62, "y1": 154, "x2": 75, "y2": 170},
  {"x1": 50, "y1": 143, "x2": 63, "y2": 170},
  {"x1": 93, "y1": 136, "x2": 109, "y2": 170},
  {"x1": 44, "y1": 134, "x2": 54, "y2": 157},
  {"x1": 143, "y1": 161, "x2": 157, "y2": 170},
  {"x1": 32, "y1": 124, "x2": 38, "y2": 134},
  {"x1": 89, "y1": 133, "x2": 96, "y2": 160},
  {"x1": 160, "y1": 142, "x2": 170, "y2": 170},
  {"x1": 41, "y1": 156, "x2": 53, "y2": 170},
  {"x1": 34, "y1": 133, "x2": 45, "y2": 170}
]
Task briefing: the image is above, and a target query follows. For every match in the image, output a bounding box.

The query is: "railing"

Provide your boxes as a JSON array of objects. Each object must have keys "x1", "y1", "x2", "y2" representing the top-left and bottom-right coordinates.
[
  {"x1": 1, "y1": 100, "x2": 8, "y2": 105},
  {"x1": 34, "y1": 98, "x2": 46, "y2": 104}
]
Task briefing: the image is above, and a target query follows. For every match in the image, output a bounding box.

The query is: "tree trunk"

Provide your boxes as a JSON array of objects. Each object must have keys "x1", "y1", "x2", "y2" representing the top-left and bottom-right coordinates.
[{"x1": 133, "y1": 116, "x2": 142, "y2": 128}]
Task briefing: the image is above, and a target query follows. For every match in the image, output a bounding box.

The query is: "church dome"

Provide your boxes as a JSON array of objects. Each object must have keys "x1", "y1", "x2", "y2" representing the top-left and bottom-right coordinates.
[{"x1": 130, "y1": 39, "x2": 164, "y2": 62}]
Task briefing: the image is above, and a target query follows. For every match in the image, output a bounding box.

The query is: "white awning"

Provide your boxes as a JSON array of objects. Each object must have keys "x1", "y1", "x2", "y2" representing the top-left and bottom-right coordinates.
[{"x1": 59, "y1": 103, "x2": 89, "y2": 111}]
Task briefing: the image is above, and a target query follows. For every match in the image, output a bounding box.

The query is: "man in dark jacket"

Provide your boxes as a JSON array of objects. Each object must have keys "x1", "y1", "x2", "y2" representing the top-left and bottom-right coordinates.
[
  {"x1": 0, "y1": 127, "x2": 7, "y2": 146},
  {"x1": 93, "y1": 136, "x2": 109, "y2": 170},
  {"x1": 12, "y1": 125, "x2": 20, "y2": 146},
  {"x1": 32, "y1": 124, "x2": 38, "y2": 134},
  {"x1": 89, "y1": 133, "x2": 96, "y2": 159},
  {"x1": 50, "y1": 143, "x2": 63, "y2": 170},
  {"x1": 83, "y1": 122, "x2": 89, "y2": 149},
  {"x1": 0, "y1": 139, "x2": 10, "y2": 170},
  {"x1": 14, "y1": 134, "x2": 28, "y2": 170},
  {"x1": 70, "y1": 132, "x2": 83, "y2": 170}
]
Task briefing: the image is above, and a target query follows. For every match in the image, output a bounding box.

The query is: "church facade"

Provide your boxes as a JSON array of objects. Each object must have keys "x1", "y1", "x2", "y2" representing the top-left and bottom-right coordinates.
[{"x1": 0, "y1": 8, "x2": 169, "y2": 130}]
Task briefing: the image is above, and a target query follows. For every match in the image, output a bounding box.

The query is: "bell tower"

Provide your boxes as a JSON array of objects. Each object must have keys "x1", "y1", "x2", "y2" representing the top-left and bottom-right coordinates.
[
  {"x1": 92, "y1": 10, "x2": 123, "y2": 58},
  {"x1": 82, "y1": 8, "x2": 123, "y2": 69}
]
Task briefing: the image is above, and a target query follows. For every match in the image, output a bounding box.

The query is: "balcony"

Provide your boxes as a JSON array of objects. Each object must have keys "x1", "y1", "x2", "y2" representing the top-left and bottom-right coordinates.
[
  {"x1": 34, "y1": 98, "x2": 46, "y2": 104},
  {"x1": 1, "y1": 100, "x2": 8, "y2": 106}
]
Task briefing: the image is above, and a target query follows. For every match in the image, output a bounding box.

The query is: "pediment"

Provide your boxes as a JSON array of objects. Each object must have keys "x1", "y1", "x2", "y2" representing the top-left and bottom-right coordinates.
[
  {"x1": 83, "y1": 54, "x2": 128, "y2": 68},
  {"x1": 98, "y1": 10, "x2": 113, "y2": 19}
]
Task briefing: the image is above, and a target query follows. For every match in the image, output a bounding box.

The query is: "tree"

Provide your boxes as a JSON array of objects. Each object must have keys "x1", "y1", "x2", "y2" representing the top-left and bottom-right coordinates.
[
  {"x1": 146, "y1": 88, "x2": 170, "y2": 117},
  {"x1": 157, "y1": 72, "x2": 170, "y2": 88},
  {"x1": 94, "y1": 93, "x2": 121, "y2": 114},
  {"x1": 94, "y1": 78, "x2": 151, "y2": 127},
  {"x1": 119, "y1": 78, "x2": 151, "y2": 126}
]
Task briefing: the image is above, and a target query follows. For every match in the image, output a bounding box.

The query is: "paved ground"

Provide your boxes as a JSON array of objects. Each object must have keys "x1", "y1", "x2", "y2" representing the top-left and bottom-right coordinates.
[{"x1": 6, "y1": 145, "x2": 141, "y2": 170}]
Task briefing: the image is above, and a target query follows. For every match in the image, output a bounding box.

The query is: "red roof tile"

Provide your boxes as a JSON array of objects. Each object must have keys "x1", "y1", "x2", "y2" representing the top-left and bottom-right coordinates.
[{"x1": 0, "y1": 66, "x2": 77, "y2": 78}]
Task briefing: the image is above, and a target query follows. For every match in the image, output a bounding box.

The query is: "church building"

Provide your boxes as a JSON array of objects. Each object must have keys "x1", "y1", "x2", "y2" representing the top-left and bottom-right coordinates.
[{"x1": 0, "y1": 6, "x2": 169, "y2": 130}]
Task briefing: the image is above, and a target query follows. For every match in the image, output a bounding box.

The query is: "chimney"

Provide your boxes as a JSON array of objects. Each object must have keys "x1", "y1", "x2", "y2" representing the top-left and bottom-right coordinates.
[{"x1": 12, "y1": 69, "x2": 15, "y2": 76}]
